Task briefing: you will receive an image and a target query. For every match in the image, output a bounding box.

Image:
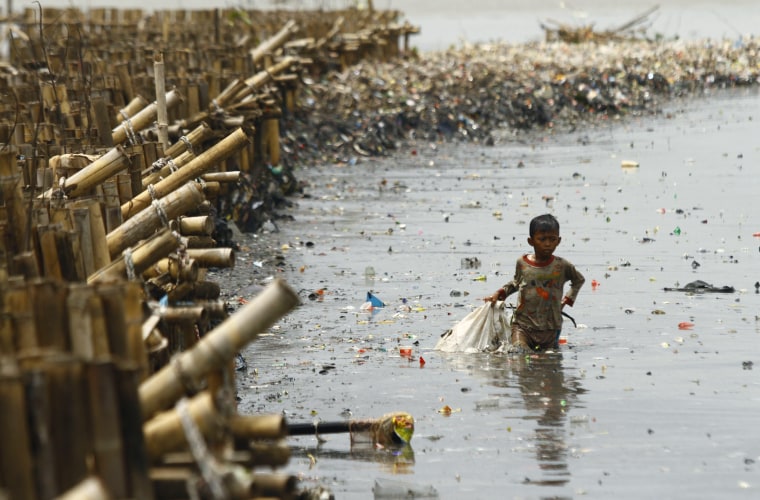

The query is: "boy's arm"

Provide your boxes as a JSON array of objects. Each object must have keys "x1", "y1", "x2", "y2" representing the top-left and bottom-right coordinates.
[{"x1": 562, "y1": 263, "x2": 585, "y2": 307}]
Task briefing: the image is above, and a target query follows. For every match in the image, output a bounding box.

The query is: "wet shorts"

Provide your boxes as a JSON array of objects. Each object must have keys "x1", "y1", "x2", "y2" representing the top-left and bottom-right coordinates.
[{"x1": 510, "y1": 324, "x2": 561, "y2": 351}]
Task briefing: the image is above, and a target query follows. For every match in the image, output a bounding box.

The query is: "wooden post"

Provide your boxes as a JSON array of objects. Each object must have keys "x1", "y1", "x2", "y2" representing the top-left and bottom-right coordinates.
[{"x1": 139, "y1": 278, "x2": 299, "y2": 420}]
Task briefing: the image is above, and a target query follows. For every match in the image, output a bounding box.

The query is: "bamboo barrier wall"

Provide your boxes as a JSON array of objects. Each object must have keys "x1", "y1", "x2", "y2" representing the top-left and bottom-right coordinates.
[{"x1": 0, "y1": 5, "x2": 418, "y2": 499}]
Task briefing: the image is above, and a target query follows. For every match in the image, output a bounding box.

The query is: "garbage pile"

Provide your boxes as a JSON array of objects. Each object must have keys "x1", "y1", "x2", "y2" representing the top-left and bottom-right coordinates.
[{"x1": 281, "y1": 33, "x2": 759, "y2": 166}]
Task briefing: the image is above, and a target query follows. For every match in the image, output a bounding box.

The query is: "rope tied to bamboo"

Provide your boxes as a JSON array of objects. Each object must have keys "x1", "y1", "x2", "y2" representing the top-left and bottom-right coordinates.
[
  {"x1": 211, "y1": 99, "x2": 223, "y2": 114},
  {"x1": 167, "y1": 158, "x2": 179, "y2": 173},
  {"x1": 149, "y1": 156, "x2": 167, "y2": 173},
  {"x1": 179, "y1": 135, "x2": 194, "y2": 155},
  {"x1": 123, "y1": 247, "x2": 136, "y2": 280},
  {"x1": 121, "y1": 117, "x2": 140, "y2": 146},
  {"x1": 119, "y1": 109, "x2": 130, "y2": 121},
  {"x1": 175, "y1": 398, "x2": 227, "y2": 500},
  {"x1": 147, "y1": 184, "x2": 170, "y2": 227}
]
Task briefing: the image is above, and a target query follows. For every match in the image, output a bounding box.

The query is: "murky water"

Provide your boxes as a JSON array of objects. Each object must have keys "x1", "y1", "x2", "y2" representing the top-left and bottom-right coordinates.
[{"x1": 233, "y1": 87, "x2": 760, "y2": 498}]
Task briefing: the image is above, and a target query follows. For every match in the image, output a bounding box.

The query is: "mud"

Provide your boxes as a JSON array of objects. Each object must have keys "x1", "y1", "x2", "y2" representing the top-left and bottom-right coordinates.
[{"x1": 215, "y1": 87, "x2": 759, "y2": 499}]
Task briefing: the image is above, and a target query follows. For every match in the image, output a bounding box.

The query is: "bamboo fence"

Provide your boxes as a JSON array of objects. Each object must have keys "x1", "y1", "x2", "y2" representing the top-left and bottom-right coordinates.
[{"x1": 0, "y1": 4, "x2": 418, "y2": 499}]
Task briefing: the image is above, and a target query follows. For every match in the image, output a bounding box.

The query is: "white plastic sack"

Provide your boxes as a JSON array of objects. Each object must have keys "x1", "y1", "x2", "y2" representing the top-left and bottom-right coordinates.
[{"x1": 435, "y1": 301, "x2": 511, "y2": 353}]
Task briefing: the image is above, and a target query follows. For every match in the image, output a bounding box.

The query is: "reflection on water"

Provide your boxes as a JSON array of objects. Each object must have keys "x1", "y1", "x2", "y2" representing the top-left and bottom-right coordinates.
[
  {"x1": 289, "y1": 441, "x2": 415, "y2": 475},
  {"x1": 443, "y1": 351, "x2": 586, "y2": 489}
]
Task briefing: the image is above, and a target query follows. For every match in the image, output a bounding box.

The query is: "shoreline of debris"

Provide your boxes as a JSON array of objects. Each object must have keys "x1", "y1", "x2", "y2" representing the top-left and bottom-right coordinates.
[{"x1": 0, "y1": 4, "x2": 758, "y2": 499}]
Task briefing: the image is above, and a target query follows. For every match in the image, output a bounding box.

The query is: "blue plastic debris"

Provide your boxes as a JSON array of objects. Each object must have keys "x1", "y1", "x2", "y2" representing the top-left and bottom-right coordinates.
[{"x1": 366, "y1": 292, "x2": 385, "y2": 308}]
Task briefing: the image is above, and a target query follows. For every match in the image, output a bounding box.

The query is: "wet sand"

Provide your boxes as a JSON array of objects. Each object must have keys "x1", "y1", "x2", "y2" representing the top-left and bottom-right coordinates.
[{"x1": 220, "y1": 86, "x2": 760, "y2": 499}]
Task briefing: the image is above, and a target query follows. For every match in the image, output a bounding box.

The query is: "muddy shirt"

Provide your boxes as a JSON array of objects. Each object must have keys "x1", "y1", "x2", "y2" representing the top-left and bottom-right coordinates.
[{"x1": 502, "y1": 254, "x2": 585, "y2": 331}]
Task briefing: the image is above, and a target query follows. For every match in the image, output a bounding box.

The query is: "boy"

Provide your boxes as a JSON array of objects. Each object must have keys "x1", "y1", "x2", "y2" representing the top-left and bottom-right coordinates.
[{"x1": 485, "y1": 214, "x2": 585, "y2": 352}]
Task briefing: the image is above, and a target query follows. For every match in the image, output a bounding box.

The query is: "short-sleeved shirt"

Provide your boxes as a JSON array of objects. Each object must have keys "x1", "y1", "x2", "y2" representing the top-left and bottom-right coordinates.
[{"x1": 502, "y1": 254, "x2": 585, "y2": 331}]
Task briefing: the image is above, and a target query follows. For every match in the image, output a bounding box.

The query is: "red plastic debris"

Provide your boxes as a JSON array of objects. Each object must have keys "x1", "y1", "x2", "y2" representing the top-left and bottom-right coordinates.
[{"x1": 678, "y1": 322, "x2": 694, "y2": 330}]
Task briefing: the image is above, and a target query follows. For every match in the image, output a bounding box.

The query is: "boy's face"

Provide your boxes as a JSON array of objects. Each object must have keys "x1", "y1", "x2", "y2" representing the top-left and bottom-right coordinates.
[{"x1": 527, "y1": 230, "x2": 561, "y2": 261}]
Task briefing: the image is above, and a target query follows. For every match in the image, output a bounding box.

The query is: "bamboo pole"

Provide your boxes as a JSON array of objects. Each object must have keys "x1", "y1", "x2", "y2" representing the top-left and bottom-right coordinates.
[
  {"x1": 141, "y1": 149, "x2": 195, "y2": 188},
  {"x1": 157, "y1": 305, "x2": 207, "y2": 325},
  {"x1": 174, "y1": 215, "x2": 214, "y2": 236},
  {"x1": 143, "y1": 256, "x2": 199, "y2": 283},
  {"x1": 55, "y1": 476, "x2": 110, "y2": 500},
  {"x1": 142, "y1": 391, "x2": 221, "y2": 461},
  {"x1": 229, "y1": 414, "x2": 287, "y2": 441},
  {"x1": 250, "y1": 20, "x2": 299, "y2": 67},
  {"x1": 66, "y1": 284, "x2": 97, "y2": 359},
  {"x1": 109, "y1": 181, "x2": 204, "y2": 259},
  {"x1": 21, "y1": 353, "x2": 90, "y2": 497},
  {"x1": 154, "y1": 52, "x2": 170, "y2": 151},
  {"x1": 85, "y1": 362, "x2": 129, "y2": 498},
  {"x1": 139, "y1": 278, "x2": 299, "y2": 420},
  {"x1": 116, "y1": 364, "x2": 155, "y2": 499},
  {"x1": 116, "y1": 95, "x2": 150, "y2": 124},
  {"x1": 71, "y1": 206, "x2": 96, "y2": 277},
  {"x1": 185, "y1": 248, "x2": 235, "y2": 268},
  {"x1": 250, "y1": 473, "x2": 299, "y2": 499},
  {"x1": 89, "y1": 228, "x2": 180, "y2": 284},
  {"x1": 201, "y1": 171, "x2": 240, "y2": 183},
  {"x1": 39, "y1": 146, "x2": 129, "y2": 199},
  {"x1": 164, "y1": 122, "x2": 213, "y2": 159},
  {"x1": 111, "y1": 89, "x2": 183, "y2": 146},
  {"x1": 4, "y1": 282, "x2": 36, "y2": 352},
  {"x1": 0, "y1": 357, "x2": 37, "y2": 499},
  {"x1": 122, "y1": 127, "x2": 251, "y2": 220},
  {"x1": 222, "y1": 56, "x2": 298, "y2": 108}
]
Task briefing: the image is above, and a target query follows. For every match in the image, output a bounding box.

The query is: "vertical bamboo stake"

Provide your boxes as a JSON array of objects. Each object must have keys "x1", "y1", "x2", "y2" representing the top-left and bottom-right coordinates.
[
  {"x1": 66, "y1": 284, "x2": 96, "y2": 359},
  {"x1": 86, "y1": 361, "x2": 129, "y2": 498},
  {"x1": 22, "y1": 354, "x2": 90, "y2": 497},
  {"x1": 96, "y1": 283, "x2": 129, "y2": 360},
  {"x1": 71, "y1": 206, "x2": 96, "y2": 277},
  {"x1": 0, "y1": 357, "x2": 37, "y2": 499},
  {"x1": 37, "y1": 225, "x2": 64, "y2": 280},
  {"x1": 124, "y1": 281, "x2": 148, "y2": 380},
  {"x1": 29, "y1": 279, "x2": 68, "y2": 352},
  {"x1": 87, "y1": 200, "x2": 111, "y2": 271},
  {"x1": 91, "y1": 94, "x2": 115, "y2": 148},
  {"x1": 116, "y1": 364, "x2": 155, "y2": 500},
  {"x1": 4, "y1": 282, "x2": 36, "y2": 352},
  {"x1": 154, "y1": 51, "x2": 170, "y2": 151}
]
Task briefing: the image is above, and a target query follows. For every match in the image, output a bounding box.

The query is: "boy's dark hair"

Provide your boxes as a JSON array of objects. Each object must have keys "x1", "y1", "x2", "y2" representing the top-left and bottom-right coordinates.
[{"x1": 529, "y1": 214, "x2": 560, "y2": 237}]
